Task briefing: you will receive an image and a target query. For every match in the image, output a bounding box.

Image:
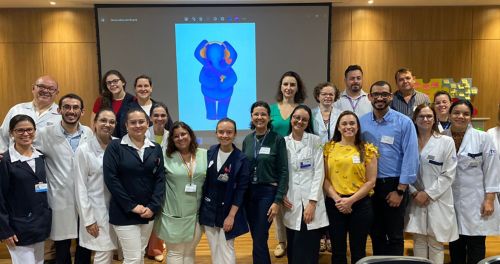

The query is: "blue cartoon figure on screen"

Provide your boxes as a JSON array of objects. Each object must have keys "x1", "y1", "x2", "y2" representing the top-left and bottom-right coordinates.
[{"x1": 195, "y1": 40, "x2": 238, "y2": 120}]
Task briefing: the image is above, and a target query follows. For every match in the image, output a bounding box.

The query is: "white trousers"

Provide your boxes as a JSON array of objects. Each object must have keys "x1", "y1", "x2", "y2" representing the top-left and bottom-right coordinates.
[
  {"x1": 93, "y1": 250, "x2": 114, "y2": 264},
  {"x1": 112, "y1": 222, "x2": 154, "y2": 264},
  {"x1": 275, "y1": 206, "x2": 287, "y2": 243},
  {"x1": 165, "y1": 223, "x2": 202, "y2": 264},
  {"x1": 7, "y1": 241, "x2": 44, "y2": 264},
  {"x1": 413, "y1": 233, "x2": 444, "y2": 264},
  {"x1": 204, "y1": 226, "x2": 236, "y2": 264}
]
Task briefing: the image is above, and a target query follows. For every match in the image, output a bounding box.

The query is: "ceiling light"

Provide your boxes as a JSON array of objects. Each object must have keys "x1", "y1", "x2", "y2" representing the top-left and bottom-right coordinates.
[
  {"x1": 368, "y1": 0, "x2": 374, "y2": 4},
  {"x1": 49, "y1": 1, "x2": 56, "y2": 5}
]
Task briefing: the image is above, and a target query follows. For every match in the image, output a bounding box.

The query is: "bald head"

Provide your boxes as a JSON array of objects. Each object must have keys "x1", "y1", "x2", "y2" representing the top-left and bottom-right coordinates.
[{"x1": 32, "y1": 75, "x2": 59, "y2": 108}]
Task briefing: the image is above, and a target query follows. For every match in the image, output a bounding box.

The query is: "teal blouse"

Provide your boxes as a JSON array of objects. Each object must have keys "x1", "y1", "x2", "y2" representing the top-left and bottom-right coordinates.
[{"x1": 270, "y1": 103, "x2": 290, "y2": 137}]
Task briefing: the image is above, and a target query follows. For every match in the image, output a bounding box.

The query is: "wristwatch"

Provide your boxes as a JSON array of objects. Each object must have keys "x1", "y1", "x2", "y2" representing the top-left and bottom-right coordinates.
[{"x1": 396, "y1": 189, "x2": 405, "y2": 196}]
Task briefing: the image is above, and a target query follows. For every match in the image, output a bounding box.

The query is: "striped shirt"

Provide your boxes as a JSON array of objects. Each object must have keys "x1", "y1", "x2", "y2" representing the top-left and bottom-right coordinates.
[{"x1": 390, "y1": 90, "x2": 430, "y2": 117}]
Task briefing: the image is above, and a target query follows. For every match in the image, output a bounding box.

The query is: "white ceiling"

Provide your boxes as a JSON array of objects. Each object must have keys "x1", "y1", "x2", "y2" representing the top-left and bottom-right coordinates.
[{"x1": 1, "y1": 0, "x2": 499, "y2": 8}]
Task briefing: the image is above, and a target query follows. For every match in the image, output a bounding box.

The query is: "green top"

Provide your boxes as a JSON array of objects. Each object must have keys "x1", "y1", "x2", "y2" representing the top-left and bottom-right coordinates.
[
  {"x1": 270, "y1": 103, "x2": 290, "y2": 137},
  {"x1": 155, "y1": 148, "x2": 207, "y2": 243},
  {"x1": 242, "y1": 130, "x2": 288, "y2": 203}
]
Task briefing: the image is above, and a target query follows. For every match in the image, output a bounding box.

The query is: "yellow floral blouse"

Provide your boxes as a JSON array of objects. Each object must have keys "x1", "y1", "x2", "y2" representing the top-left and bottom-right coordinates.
[{"x1": 323, "y1": 142, "x2": 378, "y2": 196}]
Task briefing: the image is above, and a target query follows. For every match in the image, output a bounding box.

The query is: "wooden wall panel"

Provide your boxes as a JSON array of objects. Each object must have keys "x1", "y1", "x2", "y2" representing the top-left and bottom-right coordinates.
[
  {"x1": 0, "y1": 9, "x2": 41, "y2": 43},
  {"x1": 41, "y1": 9, "x2": 96, "y2": 43},
  {"x1": 42, "y1": 43, "x2": 99, "y2": 125},
  {"x1": 473, "y1": 6, "x2": 500, "y2": 40},
  {"x1": 472, "y1": 40, "x2": 500, "y2": 129},
  {"x1": 410, "y1": 40, "x2": 472, "y2": 80},
  {"x1": 412, "y1": 7, "x2": 473, "y2": 40},
  {"x1": 351, "y1": 8, "x2": 413, "y2": 41},
  {"x1": 330, "y1": 41, "x2": 351, "y2": 88},
  {"x1": 0, "y1": 44, "x2": 43, "y2": 118},
  {"x1": 331, "y1": 7, "x2": 351, "y2": 40},
  {"x1": 350, "y1": 41, "x2": 412, "y2": 90}
]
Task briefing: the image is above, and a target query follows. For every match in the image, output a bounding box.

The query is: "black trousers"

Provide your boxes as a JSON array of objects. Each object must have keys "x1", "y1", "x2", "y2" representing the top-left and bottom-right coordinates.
[
  {"x1": 449, "y1": 235, "x2": 486, "y2": 264},
  {"x1": 370, "y1": 177, "x2": 408, "y2": 256},
  {"x1": 326, "y1": 196, "x2": 373, "y2": 264},
  {"x1": 286, "y1": 218, "x2": 322, "y2": 264},
  {"x1": 54, "y1": 239, "x2": 91, "y2": 264}
]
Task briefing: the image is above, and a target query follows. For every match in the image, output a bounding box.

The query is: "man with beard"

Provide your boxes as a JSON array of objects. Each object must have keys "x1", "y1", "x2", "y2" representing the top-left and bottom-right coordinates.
[
  {"x1": 36, "y1": 93, "x2": 93, "y2": 264},
  {"x1": 391, "y1": 68, "x2": 430, "y2": 117},
  {"x1": 334, "y1": 65, "x2": 372, "y2": 117},
  {"x1": 359, "y1": 81, "x2": 419, "y2": 256},
  {"x1": 0, "y1": 75, "x2": 61, "y2": 153}
]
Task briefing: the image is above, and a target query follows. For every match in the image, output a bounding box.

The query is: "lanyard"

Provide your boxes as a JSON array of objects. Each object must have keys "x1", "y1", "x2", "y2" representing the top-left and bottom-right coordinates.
[
  {"x1": 253, "y1": 129, "x2": 269, "y2": 159},
  {"x1": 178, "y1": 152, "x2": 194, "y2": 183},
  {"x1": 346, "y1": 95, "x2": 362, "y2": 112}
]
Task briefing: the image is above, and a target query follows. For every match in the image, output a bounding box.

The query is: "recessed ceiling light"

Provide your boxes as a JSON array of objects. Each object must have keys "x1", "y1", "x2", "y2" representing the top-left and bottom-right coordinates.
[
  {"x1": 49, "y1": 1, "x2": 56, "y2": 5},
  {"x1": 368, "y1": 0, "x2": 374, "y2": 4}
]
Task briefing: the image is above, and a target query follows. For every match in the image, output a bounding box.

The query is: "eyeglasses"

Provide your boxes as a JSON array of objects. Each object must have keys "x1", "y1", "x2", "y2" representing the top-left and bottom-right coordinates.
[
  {"x1": 34, "y1": 84, "x2": 57, "y2": 94},
  {"x1": 320, "y1": 93, "x2": 335, "y2": 97},
  {"x1": 292, "y1": 115, "x2": 309, "y2": 123},
  {"x1": 106, "y1": 79, "x2": 121, "y2": 86},
  {"x1": 13, "y1": 128, "x2": 35, "y2": 135},
  {"x1": 370, "y1": 92, "x2": 392, "y2": 99},
  {"x1": 61, "y1": 104, "x2": 81, "y2": 111},
  {"x1": 417, "y1": 115, "x2": 434, "y2": 120}
]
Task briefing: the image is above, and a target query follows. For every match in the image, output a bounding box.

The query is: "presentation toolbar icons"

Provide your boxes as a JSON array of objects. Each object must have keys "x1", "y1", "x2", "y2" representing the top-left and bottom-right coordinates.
[{"x1": 182, "y1": 16, "x2": 244, "y2": 22}]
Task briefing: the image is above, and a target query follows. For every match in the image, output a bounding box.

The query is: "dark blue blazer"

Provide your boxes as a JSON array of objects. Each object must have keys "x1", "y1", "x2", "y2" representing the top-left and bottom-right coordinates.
[
  {"x1": 112, "y1": 92, "x2": 135, "y2": 138},
  {"x1": 103, "y1": 139, "x2": 166, "y2": 225},
  {"x1": 199, "y1": 144, "x2": 250, "y2": 240},
  {"x1": 0, "y1": 151, "x2": 51, "y2": 246}
]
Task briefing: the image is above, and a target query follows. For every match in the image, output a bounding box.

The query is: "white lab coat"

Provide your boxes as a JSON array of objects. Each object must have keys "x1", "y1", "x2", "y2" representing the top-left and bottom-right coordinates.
[
  {"x1": 405, "y1": 135, "x2": 459, "y2": 242},
  {"x1": 37, "y1": 122, "x2": 93, "y2": 240},
  {"x1": 487, "y1": 127, "x2": 500, "y2": 158},
  {"x1": 283, "y1": 132, "x2": 329, "y2": 231},
  {"x1": 146, "y1": 126, "x2": 169, "y2": 153},
  {"x1": 0, "y1": 102, "x2": 60, "y2": 152},
  {"x1": 74, "y1": 135, "x2": 118, "y2": 251},
  {"x1": 444, "y1": 125, "x2": 500, "y2": 236},
  {"x1": 311, "y1": 106, "x2": 340, "y2": 144}
]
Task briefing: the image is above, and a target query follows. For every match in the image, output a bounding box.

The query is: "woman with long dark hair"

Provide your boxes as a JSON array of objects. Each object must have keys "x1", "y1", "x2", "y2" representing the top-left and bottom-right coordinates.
[{"x1": 323, "y1": 110, "x2": 378, "y2": 264}]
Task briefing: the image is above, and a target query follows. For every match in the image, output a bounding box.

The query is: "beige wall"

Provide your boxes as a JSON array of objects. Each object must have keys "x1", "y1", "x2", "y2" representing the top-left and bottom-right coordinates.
[{"x1": 1, "y1": 6, "x2": 499, "y2": 127}]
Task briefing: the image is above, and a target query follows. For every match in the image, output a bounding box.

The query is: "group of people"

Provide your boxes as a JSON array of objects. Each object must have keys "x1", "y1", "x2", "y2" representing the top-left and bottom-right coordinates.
[{"x1": 0, "y1": 65, "x2": 498, "y2": 264}]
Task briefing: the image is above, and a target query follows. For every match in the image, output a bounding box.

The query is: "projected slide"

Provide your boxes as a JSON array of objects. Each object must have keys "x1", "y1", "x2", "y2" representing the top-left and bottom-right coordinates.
[{"x1": 176, "y1": 23, "x2": 256, "y2": 131}]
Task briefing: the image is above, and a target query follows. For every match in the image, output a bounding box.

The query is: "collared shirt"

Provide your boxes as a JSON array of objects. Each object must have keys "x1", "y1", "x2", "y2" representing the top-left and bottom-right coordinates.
[
  {"x1": 8, "y1": 145, "x2": 42, "y2": 173},
  {"x1": 120, "y1": 134, "x2": 155, "y2": 161},
  {"x1": 359, "y1": 109, "x2": 419, "y2": 184},
  {"x1": 0, "y1": 101, "x2": 61, "y2": 152},
  {"x1": 391, "y1": 90, "x2": 430, "y2": 117},
  {"x1": 61, "y1": 124, "x2": 84, "y2": 153},
  {"x1": 334, "y1": 90, "x2": 372, "y2": 117}
]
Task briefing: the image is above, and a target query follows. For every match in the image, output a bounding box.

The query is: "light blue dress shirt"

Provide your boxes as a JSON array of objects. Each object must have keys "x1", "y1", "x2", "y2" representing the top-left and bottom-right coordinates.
[{"x1": 359, "y1": 109, "x2": 418, "y2": 184}]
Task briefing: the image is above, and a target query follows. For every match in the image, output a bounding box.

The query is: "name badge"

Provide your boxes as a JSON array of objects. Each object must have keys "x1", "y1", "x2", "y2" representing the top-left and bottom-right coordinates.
[
  {"x1": 259, "y1": 147, "x2": 271, "y2": 155},
  {"x1": 427, "y1": 155, "x2": 435, "y2": 160},
  {"x1": 299, "y1": 159, "x2": 312, "y2": 169},
  {"x1": 469, "y1": 161, "x2": 480, "y2": 168},
  {"x1": 352, "y1": 156, "x2": 361, "y2": 164},
  {"x1": 208, "y1": 160, "x2": 214, "y2": 168},
  {"x1": 381, "y1": 135, "x2": 394, "y2": 145},
  {"x1": 217, "y1": 173, "x2": 229, "y2": 182},
  {"x1": 35, "y1": 183, "x2": 48, "y2": 193},
  {"x1": 185, "y1": 183, "x2": 197, "y2": 193}
]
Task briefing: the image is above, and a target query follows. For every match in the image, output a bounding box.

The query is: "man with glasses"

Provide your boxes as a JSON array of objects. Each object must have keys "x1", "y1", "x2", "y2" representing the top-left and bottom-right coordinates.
[
  {"x1": 359, "y1": 81, "x2": 419, "y2": 256},
  {"x1": 0, "y1": 75, "x2": 61, "y2": 153},
  {"x1": 36, "y1": 93, "x2": 93, "y2": 264},
  {"x1": 391, "y1": 68, "x2": 430, "y2": 117},
  {"x1": 334, "y1": 65, "x2": 372, "y2": 117}
]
